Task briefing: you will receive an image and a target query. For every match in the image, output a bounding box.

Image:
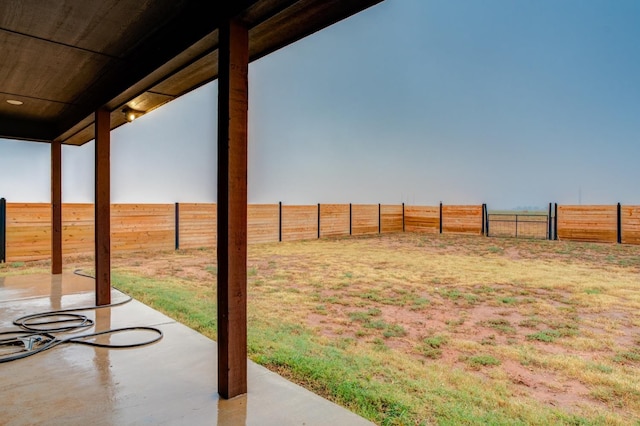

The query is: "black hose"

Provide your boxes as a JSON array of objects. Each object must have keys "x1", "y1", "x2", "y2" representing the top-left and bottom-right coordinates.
[
  {"x1": 0, "y1": 327, "x2": 163, "y2": 363},
  {"x1": 13, "y1": 293, "x2": 132, "y2": 332},
  {"x1": 0, "y1": 270, "x2": 163, "y2": 363},
  {"x1": 0, "y1": 331, "x2": 58, "y2": 363}
]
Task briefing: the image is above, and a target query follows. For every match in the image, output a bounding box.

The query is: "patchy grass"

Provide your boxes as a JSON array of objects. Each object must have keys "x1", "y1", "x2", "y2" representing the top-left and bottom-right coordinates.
[
  {"x1": 483, "y1": 318, "x2": 517, "y2": 334},
  {"x1": 7, "y1": 232, "x2": 640, "y2": 425},
  {"x1": 383, "y1": 324, "x2": 407, "y2": 338},
  {"x1": 519, "y1": 316, "x2": 542, "y2": 328},
  {"x1": 613, "y1": 349, "x2": 640, "y2": 364},
  {"x1": 527, "y1": 330, "x2": 562, "y2": 343},
  {"x1": 420, "y1": 335, "x2": 447, "y2": 359},
  {"x1": 465, "y1": 354, "x2": 502, "y2": 368},
  {"x1": 0, "y1": 258, "x2": 50, "y2": 275}
]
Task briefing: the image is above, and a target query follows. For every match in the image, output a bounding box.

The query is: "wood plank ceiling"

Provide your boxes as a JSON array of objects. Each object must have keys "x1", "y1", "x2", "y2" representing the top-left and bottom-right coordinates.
[{"x1": 0, "y1": 0, "x2": 382, "y2": 146}]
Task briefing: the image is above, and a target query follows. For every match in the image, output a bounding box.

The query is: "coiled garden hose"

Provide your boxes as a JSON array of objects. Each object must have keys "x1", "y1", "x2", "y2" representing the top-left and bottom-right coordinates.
[{"x1": 0, "y1": 270, "x2": 163, "y2": 363}]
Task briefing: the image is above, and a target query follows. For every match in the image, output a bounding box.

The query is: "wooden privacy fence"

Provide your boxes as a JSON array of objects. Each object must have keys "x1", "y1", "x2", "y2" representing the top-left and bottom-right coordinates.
[
  {"x1": 180, "y1": 202, "x2": 478, "y2": 249},
  {"x1": 0, "y1": 201, "x2": 482, "y2": 262},
  {"x1": 3, "y1": 203, "x2": 177, "y2": 261},
  {"x1": 2, "y1": 200, "x2": 639, "y2": 263},
  {"x1": 557, "y1": 204, "x2": 640, "y2": 245}
]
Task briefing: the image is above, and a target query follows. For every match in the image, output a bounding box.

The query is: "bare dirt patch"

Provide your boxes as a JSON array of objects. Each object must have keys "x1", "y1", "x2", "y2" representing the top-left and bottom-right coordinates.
[{"x1": 502, "y1": 360, "x2": 597, "y2": 411}]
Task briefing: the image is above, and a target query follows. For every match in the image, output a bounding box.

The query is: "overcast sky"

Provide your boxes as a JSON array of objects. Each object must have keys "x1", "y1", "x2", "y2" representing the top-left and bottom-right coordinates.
[{"x1": 1, "y1": 0, "x2": 639, "y2": 209}]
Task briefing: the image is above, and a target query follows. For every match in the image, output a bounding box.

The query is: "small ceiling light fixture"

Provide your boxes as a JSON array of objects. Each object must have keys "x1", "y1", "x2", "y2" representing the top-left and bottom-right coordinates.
[
  {"x1": 122, "y1": 106, "x2": 144, "y2": 122},
  {"x1": 6, "y1": 99, "x2": 23, "y2": 105}
]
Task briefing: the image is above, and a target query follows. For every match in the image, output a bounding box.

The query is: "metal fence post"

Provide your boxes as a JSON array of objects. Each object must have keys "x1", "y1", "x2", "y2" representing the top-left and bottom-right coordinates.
[
  {"x1": 553, "y1": 203, "x2": 558, "y2": 241},
  {"x1": 378, "y1": 203, "x2": 381, "y2": 234},
  {"x1": 486, "y1": 205, "x2": 490, "y2": 237},
  {"x1": 547, "y1": 203, "x2": 552, "y2": 240},
  {"x1": 278, "y1": 201, "x2": 282, "y2": 242},
  {"x1": 481, "y1": 204, "x2": 486, "y2": 236},
  {"x1": 617, "y1": 202, "x2": 622, "y2": 244},
  {"x1": 349, "y1": 203, "x2": 352, "y2": 235},
  {"x1": 0, "y1": 198, "x2": 6, "y2": 263},
  {"x1": 402, "y1": 202, "x2": 405, "y2": 232},
  {"x1": 175, "y1": 202, "x2": 180, "y2": 250},
  {"x1": 317, "y1": 203, "x2": 320, "y2": 239},
  {"x1": 439, "y1": 202, "x2": 443, "y2": 234}
]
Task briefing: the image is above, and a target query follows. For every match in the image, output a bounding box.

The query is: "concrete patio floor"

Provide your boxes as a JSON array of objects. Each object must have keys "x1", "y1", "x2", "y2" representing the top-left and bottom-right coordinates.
[{"x1": 0, "y1": 273, "x2": 373, "y2": 425}]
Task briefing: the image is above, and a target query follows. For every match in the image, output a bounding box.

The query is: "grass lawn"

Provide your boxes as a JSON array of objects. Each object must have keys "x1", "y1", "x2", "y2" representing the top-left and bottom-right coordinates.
[{"x1": 3, "y1": 233, "x2": 640, "y2": 425}]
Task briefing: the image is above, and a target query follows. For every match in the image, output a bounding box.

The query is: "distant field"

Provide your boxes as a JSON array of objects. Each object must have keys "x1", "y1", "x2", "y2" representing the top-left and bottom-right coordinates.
[
  {"x1": 488, "y1": 210, "x2": 549, "y2": 216},
  {"x1": 3, "y1": 233, "x2": 640, "y2": 425}
]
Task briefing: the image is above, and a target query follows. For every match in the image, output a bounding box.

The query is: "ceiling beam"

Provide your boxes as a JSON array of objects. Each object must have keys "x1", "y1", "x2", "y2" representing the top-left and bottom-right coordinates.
[
  {"x1": 0, "y1": 117, "x2": 55, "y2": 142},
  {"x1": 54, "y1": 2, "x2": 256, "y2": 140}
]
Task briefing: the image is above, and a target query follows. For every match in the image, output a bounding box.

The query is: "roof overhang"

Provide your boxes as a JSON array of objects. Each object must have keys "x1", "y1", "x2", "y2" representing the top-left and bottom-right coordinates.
[{"x1": 0, "y1": 0, "x2": 383, "y2": 145}]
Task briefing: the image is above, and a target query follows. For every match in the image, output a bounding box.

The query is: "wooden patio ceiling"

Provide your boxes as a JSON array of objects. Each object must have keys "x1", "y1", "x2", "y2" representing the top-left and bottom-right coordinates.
[{"x1": 0, "y1": 0, "x2": 382, "y2": 146}]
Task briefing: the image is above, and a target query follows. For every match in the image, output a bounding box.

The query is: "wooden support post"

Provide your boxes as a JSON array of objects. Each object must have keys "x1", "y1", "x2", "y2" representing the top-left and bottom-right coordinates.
[
  {"x1": 95, "y1": 108, "x2": 111, "y2": 306},
  {"x1": 0, "y1": 198, "x2": 5, "y2": 263},
  {"x1": 217, "y1": 18, "x2": 249, "y2": 400},
  {"x1": 51, "y1": 141, "x2": 63, "y2": 274}
]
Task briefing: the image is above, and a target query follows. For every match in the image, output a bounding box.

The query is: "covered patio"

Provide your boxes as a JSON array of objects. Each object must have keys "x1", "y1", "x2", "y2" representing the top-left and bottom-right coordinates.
[{"x1": 0, "y1": 0, "x2": 382, "y2": 422}]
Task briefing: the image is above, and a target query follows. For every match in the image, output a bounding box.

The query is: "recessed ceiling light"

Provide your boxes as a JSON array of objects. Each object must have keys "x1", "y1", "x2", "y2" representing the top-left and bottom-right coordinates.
[{"x1": 6, "y1": 99, "x2": 23, "y2": 105}]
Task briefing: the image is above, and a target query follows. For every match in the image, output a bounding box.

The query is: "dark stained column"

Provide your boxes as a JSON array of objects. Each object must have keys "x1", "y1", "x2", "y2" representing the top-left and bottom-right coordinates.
[
  {"x1": 51, "y1": 141, "x2": 63, "y2": 274},
  {"x1": 95, "y1": 108, "x2": 111, "y2": 306},
  {"x1": 217, "y1": 18, "x2": 249, "y2": 399}
]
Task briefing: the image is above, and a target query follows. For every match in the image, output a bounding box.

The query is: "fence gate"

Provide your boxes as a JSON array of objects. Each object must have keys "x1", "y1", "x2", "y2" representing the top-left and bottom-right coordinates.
[{"x1": 487, "y1": 213, "x2": 550, "y2": 240}]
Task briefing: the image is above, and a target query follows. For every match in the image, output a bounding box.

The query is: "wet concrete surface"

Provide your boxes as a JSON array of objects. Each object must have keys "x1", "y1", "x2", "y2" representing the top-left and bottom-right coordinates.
[{"x1": 0, "y1": 273, "x2": 373, "y2": 425}]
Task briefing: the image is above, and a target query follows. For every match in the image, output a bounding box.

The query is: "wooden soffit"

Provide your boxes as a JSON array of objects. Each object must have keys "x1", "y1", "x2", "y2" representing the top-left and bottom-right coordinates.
[{"x1": 0, "y1": 0, "x2": 383, "y2": 145}]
